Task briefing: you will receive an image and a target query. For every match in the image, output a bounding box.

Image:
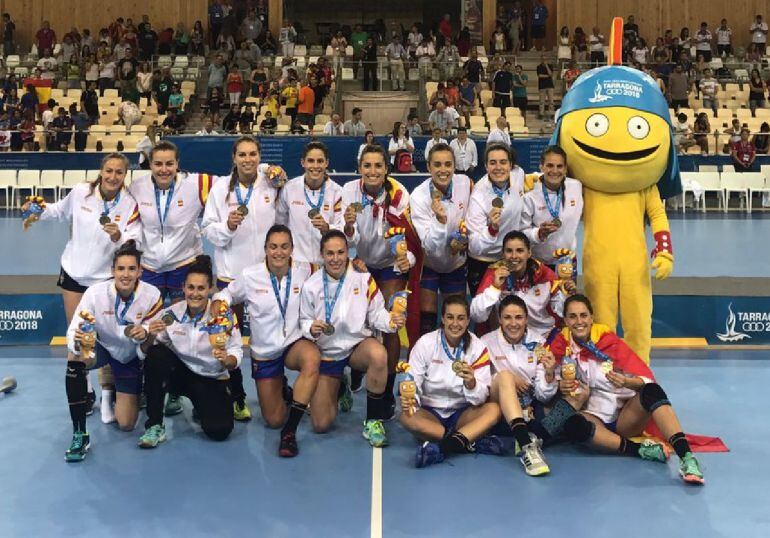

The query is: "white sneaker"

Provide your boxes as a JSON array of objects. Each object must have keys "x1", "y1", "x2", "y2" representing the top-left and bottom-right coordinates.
[
  {"x1": 519, "y1": 433, "x2": 550, "y2": 476},
  {"x1": 100, "y1": 389, "x2": 116, "y2": 424}
]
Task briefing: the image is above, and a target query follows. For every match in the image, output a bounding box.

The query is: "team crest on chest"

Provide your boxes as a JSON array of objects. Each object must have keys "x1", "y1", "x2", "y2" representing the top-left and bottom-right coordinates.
[
  {"x1": 570, "y1": 199, "x2": 576, "y2": 206},
  {"x1": 177, "y1": 200, "x2": 184, "y2": 207},
  {"x1": 353, "y1": 287, "x2": 360, "y2": 295},
  {"x1": 264, "y1": 196, "x2": 271, "y2": 203},
  {"x1": 534, "y1": 288, "x2": 541, "y2": 296}
]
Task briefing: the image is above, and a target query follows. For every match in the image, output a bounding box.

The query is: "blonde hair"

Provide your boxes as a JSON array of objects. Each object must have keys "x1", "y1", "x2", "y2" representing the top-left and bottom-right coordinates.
[{"x1": 87, "y1": 152, "x2": 130, "y2": 196}]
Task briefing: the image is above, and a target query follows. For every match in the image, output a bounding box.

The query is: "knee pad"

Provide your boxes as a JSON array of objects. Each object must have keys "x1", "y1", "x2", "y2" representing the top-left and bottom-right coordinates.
[
  {"x1": 419, "y1": 311, "x2": 437, "y2": 336},
  {"x1": 563, "y1": 414, "x2": 595, "y2": 443},
  {"x1": 539, "y1": 398, "x2": 577, "y2": 438},
  {"x1": 640, "y1": 383, "x2": 670, "y2": 413}
]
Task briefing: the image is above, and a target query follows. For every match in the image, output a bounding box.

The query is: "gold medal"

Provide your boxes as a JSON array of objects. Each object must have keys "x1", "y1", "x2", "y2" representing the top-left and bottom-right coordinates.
[
  {"x1": 552, "y1": 217, "x2": 562, "y2": 228},
  {"x1": 601, "y1": 361, "x2": 613, "y2": 374},
  {"x1": 161, "y1": 312, "x2": 175, "y2": 326},
  {"x1": 308, "y1": 208, "x2": 320, "y2": 219},
  {"x1": 451, "y1": 360, "x2": 464, "y2": 374},
  {"x1": 322, "y1": 324, "x2": 335, "y2": 336},
  {"x1": 431, "y1": 189, "x2": 443, "y2": 202},
  {"x1": 237, "y1": 204, "x2": 249, "y2": 216},
  {"x1": 99, "y1": 214, "x2": 111, "y2": 225},
  {"x1": 534, "y1": 344, "x2": 547, "y2": 362},
  {"x1": 491, "y1": 197, "x2": 504, "y2": 208},
  {"x1": 349, "y1": 202, "x2": 364, "y2": 213},
  {"x1": 123, "y1": 324, "x2": 135, "y2": 337}
]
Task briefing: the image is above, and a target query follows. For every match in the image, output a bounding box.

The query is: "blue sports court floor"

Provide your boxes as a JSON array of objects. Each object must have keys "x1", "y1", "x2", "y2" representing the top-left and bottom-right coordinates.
[{"x1": 0, "y1": 347, "x2": 766, "y2": 537}]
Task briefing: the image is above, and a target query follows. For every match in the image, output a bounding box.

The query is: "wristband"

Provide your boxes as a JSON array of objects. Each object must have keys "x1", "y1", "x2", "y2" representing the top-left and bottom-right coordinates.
[
  {"x1": 651, "y1": 230, "x2": 673, "y2": 259},
  {"x1": 487, "y1": 224, "x2": 498, "y2": 236}
]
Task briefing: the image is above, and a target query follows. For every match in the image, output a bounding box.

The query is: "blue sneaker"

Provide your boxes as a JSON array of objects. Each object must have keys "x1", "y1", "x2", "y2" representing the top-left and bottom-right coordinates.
[
  {"x1": 415, "y1": 441, "x2": 445, "y2": 468},
  {"x1": 474, "y1": 435, "x2": 506, "y2": 456}
]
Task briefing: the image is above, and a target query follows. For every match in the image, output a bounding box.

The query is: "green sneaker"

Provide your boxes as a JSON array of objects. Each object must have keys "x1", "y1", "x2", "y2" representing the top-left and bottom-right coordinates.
[
  {"x1": 233, "y1": 399, "x2": 252, "y2": 421},
  {"x1": 362, "y1": 419, "x2": 388, "y2": 447},
  {"x1": 138, "y1": 424, "x2": 167, "y2": 449},
  {"x1": 638, "y1": 439, "x2": 671, "y2": 463},
  {"x1": 65, "y1": 432, "x2": 91, "y2": 462},
  {"x1": 164, "y1": 394, "x2": 183, "y2": 416},
  {"x1": 679, "y1": 452, "x2": 705, "y2": 485},
  {"x1": 338, "y1": 375, "x2": 353, "y2": 413}
]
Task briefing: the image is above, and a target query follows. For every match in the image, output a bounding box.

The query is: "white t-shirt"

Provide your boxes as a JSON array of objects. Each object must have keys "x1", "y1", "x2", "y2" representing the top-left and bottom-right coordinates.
[
  {"x1": 589, "y1": 34, "x2": 604, "y2": 52},
  {"x1": 716, "y1": 27, "x2": 732, "y2": 45},
  {"x1": 752, "y1": 21, "x2": 769, "y2": 44}
]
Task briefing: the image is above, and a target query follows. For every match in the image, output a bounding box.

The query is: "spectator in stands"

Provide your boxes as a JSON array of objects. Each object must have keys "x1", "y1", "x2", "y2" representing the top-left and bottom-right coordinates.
[
  {"x1": 406, "y1": 113, "x2": 423, "y2": 138},
  {"x1": 437, "y1": 40, "x2": 460, "y2": 81},
  {"x1": 388, "y1": 121, "x2": 415, "y2": 168},
  {"x1": 673, "y1": 112, "x2": 697, "y2": 154},
  {"x1": 439, "y1": 14, "x2": 453, "y2": 44},
  {"x1": 751, "y1": 15, "x2": 768, "y2": 55},
  {"x1": 589, "y1": 26, "x2": 605, "y2": 65},
  {"x1": 716, "y1": 19, "x2": 732, "y2": 57},
  {"x1": 234, "y1": 40, "x2": 257, "y2": 69},
  {"x1": 573, "y1": 26, "x2": 587, "y2": 62},
  {"x1": 290, "y1": 119, "x2": 306, "y2": 134},
  {"x1": 19, "y1": 110, "x2": 35, "y2": 151},
  {"x1": 167, "y1": 83, "x2": 185, "y2": 115},
  {"x1": 0, "y1": 111, "x2": 10, "y2": 152},
  {"x1": 385, "y1": 35, "x2": 407, "y2": 91},
  {"x1": 239, "y1": 104, "x2": 255, "y2": 134},
  {"x1": 699, "y1": 68, "x2": 718, "y2": 114},
  {"x1": 37, "y1": 50, "x2": 58, "y2": 81},
  {"x1": 226, "y1": 64, "x2": 244, "y2": 105},
  {"x1": 206, "y1": 87, "x2": 223, "y2": 124},
  {"x1": 424, "y1": 127, "x2": 448, "y2": 161},
  {"x1": 240, "y1": 9, "x2": 261, "y2": 45},
  {"x1": 114, "y1": 37, "x2": 130, "y2": 61},
  {"x1": 2, "y1": 13, "x2": 15, "y2": 55},
  {"x1": 281, "y1": 79, "x2": 299, "y2": 124},
  {"x1": 343, "y1": 107, "x2": 366, "y2": 137},
  {"x1": 322, "y1": 113, "x2": 344, "y2": 135},
  {"x1": 190, "y1": 20, "x2": 206, "y2": 56},
  {"x1": 668, "y1": 64, "x2": 690, "y2": 112},
  {"x1": 279, "y1": 20, "x2": 297, "y2": 58},
  {"x1": 64, "y1": 54, "x2": 81, "y2": 90},
  {"x1": 557, "y1": 26, "x2": 572, "y2": 69},
  {"x1": 117, "y1": 48, "x2": 138, "y2": 91},
  {"x1": 693, "y1": 112, "x2": 711, "y2": 155},
  {"x1": 137, "y1": 21, "x2": 158, "y2": 61},
  {"x1": 197, "y1": 117, "x2": 220, "y2": 135},
  {"x1": 487, "y1": 116, "x2": 511, "y2": 146},
  {"x1": 259, "y1": 110, "x2": 277, "y2": 134},
  {"x1": 415, "y1": 36, "x2": 436, "y2": 78},
  {"x1": 173, "y1": 22, "x2": 190, "y2": 55},
  {"x1": 429, "y1": 83, "x2": 449, "y2": 110},
  {"x1": 695, "y1": 22, "x2": 713, "y2": 62},
  {"x1": 458, "y1": 76, "x2": 477, "y2": 127},
  {"x1": 118, "y1": 99, "x2": 142, "y2": 131},
  {"x1": 249, "y1": 62, "x2": 269, "y2": 98},
  {"x1": 491, "y1": 23, "x2": 507, "y2": 55},
  {"x1": 407, "y1": 24, "x2": 423, "y2": 60},
  {"x1": 749, "y1": 69, "x2": 766, "y2": 114},
  {"x1": 725, "y1": 118, "x2": 743, "y2": 151},
  {"x1": 258, "y1": 29, "x2": 277, "y2": 55},
  {"x1": 209, "y1": 0, "x2": 225, "y2": 48},
  {"x1": 19, "y1": 84, "x2": 38, "y2": 119},
  {"x1": 296, "y1": 78, "x2": 315, "y2": 128},
  {"x1": 732, "y1": 127, "x2": 757, "y2": 171},
  {"x1": 221, "y1": 103, "x2": 240, "y2": 133},
  {"x1": 329, "y1": 30, "x2": 347, "y2": 73},
  {"x1": 153, "y1": 67, "x2": 175, "y2": 114},
  {"x1": 97, "y1": 56, "x2": 116, "y2": 95},
  {"x1": 136, "y1": 62, "x2": 153, "y2": 106},
  {"x1": 36, "y1": 21, "x2": 57, "y2": 55},
  {"x1": 263, "y1": 88, "x2": 280, "y2": 118},
  {"x1": 362, "y1": 36, "x2": 378, "y2": 91},
  {"x1": 3, "y1": 87, "x2": 19, "y2": 115},
  {"x1": 41, "y1": 100, "x2": 56, "y2": 147},
  {"x1": 429, "y1": 100, "x2": 456, "y2": 137},
  {"x1": 463, "y1": 49, "x2": 484, "y2": 92},
  {"x1": 530, "y1": 1, "x2": 548, "y2": 51},
  {"x1": 123, "y1": 22, "x2": 138, "y2": 50},
  {"x1": 563, "y1": 60, "x2": 581, "y2": 92},
  {"x1": 70, "y1": 103, "x2": 89, "y2": 151},
  {"x1": 450, "y1": 127, "x2": 477, "y2": 175},
  {"x1": 457, "y1": 25, "x2": 472, "y2": 57},
  {"x1": 631, "y1": 38, "x2": 649, "y2": 65},
  {"x1": 492, "y1": 60, "x2": 513, "y2": 116},
  {"x1": 161, "y1": 108, "x2": 185, "y2": 135},
  {"x1": 537, "y1": 55, "x2": 554, "y2": 120},
  {"x1": 81, "y1": 81, "x2": 99, "y2": 121},
  {"x1": 650, "y1": 70, "x2": 666, "y2": 94},
  {"x1": 158, "y1": 27, "x2": 174, "y2": 55},
  {"x1": 752, "y1": 122, "x2": 770, "y2": 154},
  {"x1": 652, "y1": 37, "x2": 671, "y2": 64},
  {"x1": 59, "y1": 34, "x2": 77, "y2": 61},
  {"x1": 208, "y1": 55, "x2": 227, "y2": 99},
  {"x1": 8, "y1": 108, "x2": 21, "y2": 150}
]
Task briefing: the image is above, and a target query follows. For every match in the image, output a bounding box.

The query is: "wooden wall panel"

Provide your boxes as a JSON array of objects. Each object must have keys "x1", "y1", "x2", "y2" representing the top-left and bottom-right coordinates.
[
  {"x1": 0, "y1": 0, "x2": 207, "y2": 48},
  {"x1": 557, "y1": 0, "x2": 770, "y2": 50}
]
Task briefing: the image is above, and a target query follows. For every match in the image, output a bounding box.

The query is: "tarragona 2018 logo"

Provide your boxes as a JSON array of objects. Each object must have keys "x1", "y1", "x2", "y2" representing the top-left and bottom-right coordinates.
[{"x1": 715, "y1": 303, "x2": 770, "y2": 342}]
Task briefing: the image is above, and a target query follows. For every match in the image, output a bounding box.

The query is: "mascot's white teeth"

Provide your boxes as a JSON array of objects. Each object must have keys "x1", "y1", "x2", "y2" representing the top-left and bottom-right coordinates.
[{"x1": 572, "y1": 138, "x2": 659, "y2": 161}]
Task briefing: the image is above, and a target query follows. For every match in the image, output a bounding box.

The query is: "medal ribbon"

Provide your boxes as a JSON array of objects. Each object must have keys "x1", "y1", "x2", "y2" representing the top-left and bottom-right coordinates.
[
  {"x1": 102, "y1": 190, "x2": 121, "y2": 217},
  {"x1": 322, "y1": 268, "x2": 346, "y2": 325},
  {"x1": 491, "y1": 180, "x2": 508, "y2": 199},
  {"x1": 181, "y1": 308, "x2": 205, "y2": 326},
  {"x1": 360, "y1": 181, "x2": 386, "y2": 216},
  {"x1": 430, "y1": 180, "x2": 453, "y2": 201},
  {"x1": 440, "y1": 330, "x2": 463, "y2": 363},
  {"x1": 542, "y1": 181, "x2": 563, "y2": 220},
  {"x1": 235, "y1": 181, "x2": 254, "y2": 209},
  {"x1": 304, "y1": 179, "x2": 327, "y2": 213},
  {"x1": 575, "y1": 336, "x2": 612, "y2": 363},
  {"x1": 270, "y1": 268, "x2": 292, "y2": 327},
  {"x1": 154, "y1": 178, "x2": 176, "y2": 240},
  {"x1": 113, "y1": 290, "x2": 134, "y2": 326}
]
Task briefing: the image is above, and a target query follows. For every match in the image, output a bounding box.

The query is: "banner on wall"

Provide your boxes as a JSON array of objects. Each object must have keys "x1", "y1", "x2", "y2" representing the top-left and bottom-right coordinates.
[
  {"x1": 461, "y1": 0, "x2": 484, "y2": 42},
  {"x1": 0, "y1": 152, "x2": 141, "y2": 171},
  {"x1": 0, "y1": 294, "x2": 66, "y2": 346}
]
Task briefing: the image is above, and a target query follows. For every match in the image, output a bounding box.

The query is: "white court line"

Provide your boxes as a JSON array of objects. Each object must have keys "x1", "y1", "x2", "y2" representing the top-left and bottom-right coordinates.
[{"x1": 370, "y1": 447, "x2": 383, "y2": 538}]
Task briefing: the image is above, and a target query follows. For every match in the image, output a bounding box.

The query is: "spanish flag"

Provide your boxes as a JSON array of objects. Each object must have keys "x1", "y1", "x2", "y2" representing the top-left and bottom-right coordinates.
[
  {"x1": 198, "y1": 173, "x2": 213, "y2": 206},
  {"x1": 470, "y1": 349, "x2": 490, "y2": 370},
  {"x1": 143, "y1": 298, "x2": 164, "y2": 321}
]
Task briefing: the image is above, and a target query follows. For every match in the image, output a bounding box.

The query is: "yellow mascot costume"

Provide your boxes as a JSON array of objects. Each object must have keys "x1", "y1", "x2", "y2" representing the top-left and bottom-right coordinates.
[{"x1": 550, "y1": 18, "x2": 681, "y2": 363}]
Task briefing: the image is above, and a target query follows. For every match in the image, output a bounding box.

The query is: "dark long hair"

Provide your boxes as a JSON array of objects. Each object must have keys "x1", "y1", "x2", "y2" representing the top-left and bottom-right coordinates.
[
  {"x1": 186, "y1": 254, "x2": 214, "y2": 286},
  {"x1": 441, "y1": 295, "x2": 472, "y2": 353},
  {"x1": 502, "y1": 231, "x2": 538, "y2": 287},
  {"x1": 227, "y1": 135, "x2": 262, "y2": 201},
  {"x1": 112, "y1": 239, "x2": 142, "y2": 267}
]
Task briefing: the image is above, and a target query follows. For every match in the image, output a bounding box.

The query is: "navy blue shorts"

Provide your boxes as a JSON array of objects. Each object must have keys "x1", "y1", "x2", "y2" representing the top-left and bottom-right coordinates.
[
  {"x1": 251, "y1": 349, "x2": 288, "y2": 381},
  {"x1": 92, "y1": 343, "x2": 143, "y2": 395},
  {"x1": 420, "y1": 265, "x2": 468, "y2": 294},
  {"x1": 216, "y1": 277, "x2": 233, "y2": 291},
  {"x1": 424, "y1": 405, "x2": 470, "y2": 435},
  {"x1": 368, "y1": 264, "x2": 407, "y2": 284},
  {"x1": 319, "y1": 356, "x2": 350, "y2": 377},
  {"x1": 141, "y1": 263, "x2": 192, "y2": 300}
]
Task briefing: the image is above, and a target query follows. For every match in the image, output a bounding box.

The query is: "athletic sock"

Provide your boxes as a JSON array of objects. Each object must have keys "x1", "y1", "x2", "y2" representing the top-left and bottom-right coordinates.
[
  {"x1": 384, "y1": 373, "x2": 396, "y2": 398},
  {"x1": 366, "y1": 390, "x2": 387, "y2": 421},
  {"x1": 65, "y1": 361, "x2": 88, "y2": 433},
  {"x1": 439, "y1": 431, "x2": 473, "y2": 455},
  {"x1": 86, "y1": 372, "x2": 93, "y2": 393},
  {"x1": 509, "y1": 417, "x2": 531, "y2": 449},
  {"x1": 669, "y1": 432, "x2": 691, "y2": 459},
  {"x1": 619, "y1": 437, "x2": 642, "y2": 457},
  {"x1": 282, "y1": 401, "x2": 308, "y2": 434},
  {"x1": 100, "y1": 388, "x2": 115, "y2": 424}
]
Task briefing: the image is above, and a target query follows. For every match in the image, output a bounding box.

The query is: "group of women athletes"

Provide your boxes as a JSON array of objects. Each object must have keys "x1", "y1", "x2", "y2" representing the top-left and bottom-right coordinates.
[{"x1": 23, "y1": 134, "x2": 704, "y2": 484}]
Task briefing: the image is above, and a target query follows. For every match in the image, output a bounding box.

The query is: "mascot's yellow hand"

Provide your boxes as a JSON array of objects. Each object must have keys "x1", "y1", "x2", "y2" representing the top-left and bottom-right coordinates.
[{"x1": 651, "y1": 254, "x2": 673, "y2": 280}]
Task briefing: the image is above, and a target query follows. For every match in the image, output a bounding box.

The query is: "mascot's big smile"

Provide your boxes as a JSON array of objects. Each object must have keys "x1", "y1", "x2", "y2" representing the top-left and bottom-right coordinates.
[{"x1": 572, "y1": 138, "x2": 659, "y2": 161}]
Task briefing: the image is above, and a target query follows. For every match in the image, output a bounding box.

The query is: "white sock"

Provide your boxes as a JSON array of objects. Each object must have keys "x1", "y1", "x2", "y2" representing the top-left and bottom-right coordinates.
[
  {"x1": 86, "y1": 373, "x2": 93, "y2": 394},
  {"x1": 101, "y1": 389, "x2": 116, "y2": 424}
]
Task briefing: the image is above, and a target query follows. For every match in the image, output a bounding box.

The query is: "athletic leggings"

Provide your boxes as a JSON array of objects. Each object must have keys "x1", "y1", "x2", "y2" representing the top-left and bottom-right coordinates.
[{"x1": 144, "y1": 344, "x2": 234, "y2": 441}]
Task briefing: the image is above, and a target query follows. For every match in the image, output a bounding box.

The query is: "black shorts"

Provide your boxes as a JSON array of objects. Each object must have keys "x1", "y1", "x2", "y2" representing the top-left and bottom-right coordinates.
[
  {"x1": 57, "y1": 267, "x2": 88, "y2": 293},
  {"x1": 532, "y1": 25, "x2": 546, "y2": 39}
]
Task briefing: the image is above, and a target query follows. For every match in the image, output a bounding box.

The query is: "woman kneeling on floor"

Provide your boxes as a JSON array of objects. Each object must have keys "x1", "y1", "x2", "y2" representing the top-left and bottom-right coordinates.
[{"x1": 399, "y1": 296, "x2": 503, "y2": 468}]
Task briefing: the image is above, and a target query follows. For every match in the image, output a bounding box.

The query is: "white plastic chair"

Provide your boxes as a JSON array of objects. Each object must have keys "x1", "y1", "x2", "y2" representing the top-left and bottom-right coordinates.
[
  {"x1": 743, "y1": 172, "x2": 770, "y2": 212},
  {"x1": 693, "y1": 171, "x2": 724, "y2": 211},
  {"x1": 698, "y1": 165, "x2": 719, "y2": 173},
  {"x1": 0, "y1": 169, "x2": 17, "y2": 209},
  {"x1": 13, "y1": 170, "x2": 40, "y2": 208},
  {"x1": 38, "y1": 170, "x2": 63, "y2": 201},
  {"x1": 61, "y1": 170, "x2": 86, "y2": 197},
  {"x1": 86, "y1": 170, "x2": 101, "y2": 182},
  {"x1": 720, "y1": 172, "x2": 749, "y2": 212}
]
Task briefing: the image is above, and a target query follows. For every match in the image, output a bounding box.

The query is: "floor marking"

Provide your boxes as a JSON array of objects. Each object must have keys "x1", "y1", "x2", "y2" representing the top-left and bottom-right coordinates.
[{"x1": 371, "y1": 447, "x2": 382, "y2": 538}]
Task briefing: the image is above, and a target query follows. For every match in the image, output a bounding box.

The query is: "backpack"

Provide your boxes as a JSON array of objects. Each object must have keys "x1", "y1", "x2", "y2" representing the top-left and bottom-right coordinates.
[{"x1": 394, "y1": 149, "x2": 413, "y2": 173}]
